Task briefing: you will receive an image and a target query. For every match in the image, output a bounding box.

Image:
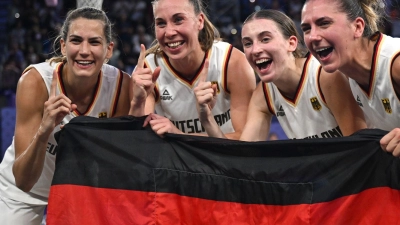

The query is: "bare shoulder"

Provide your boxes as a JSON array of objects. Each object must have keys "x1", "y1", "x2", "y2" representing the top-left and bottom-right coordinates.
[
  {"x1": 226, "y1": 47, "x2": 255, "y2": 88},
  {"x1": 319, "y1": 68, "x2": 349, "y2": 90},
  {"x1": 228, "y1": 47, "x2": 248, "y2": 66},
  {"x1": 391, "y1": 55, "x2": 400, "y2": 94},
  {"x1": 16, "y1": 68, "x2": 48, "y2": 112}
]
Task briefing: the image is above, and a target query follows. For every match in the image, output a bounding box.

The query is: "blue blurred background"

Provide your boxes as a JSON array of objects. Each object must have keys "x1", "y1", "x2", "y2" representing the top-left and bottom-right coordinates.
[{"x1": 2, "y1": 0, "x2": 400, "y2": 161}]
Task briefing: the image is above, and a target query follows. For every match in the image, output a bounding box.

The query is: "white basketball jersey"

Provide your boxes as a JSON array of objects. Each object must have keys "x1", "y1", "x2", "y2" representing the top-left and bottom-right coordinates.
[
  {"x1": 264, "y1": 55, "x2": 342, "y2": 139},
  {"x1": 145, "y1": 41, "x2": 234, "y2": 134},
  {"x1": 0, "y1": 61, "x2": 123, "y2": 205},
  {"x1": 349, "y1": 33, "x2": 400, "y2": 130}
]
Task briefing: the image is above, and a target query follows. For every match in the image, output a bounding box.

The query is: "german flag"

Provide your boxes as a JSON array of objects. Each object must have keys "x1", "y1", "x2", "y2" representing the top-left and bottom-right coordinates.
[{"x1": 47, "y1": 116, "x2": 400, "y2": 225}]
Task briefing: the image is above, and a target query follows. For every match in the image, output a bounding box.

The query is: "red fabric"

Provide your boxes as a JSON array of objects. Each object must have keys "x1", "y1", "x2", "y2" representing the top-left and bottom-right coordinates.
[{"x1": 47, "y1": 185, "x2": 400, "y2": 225}]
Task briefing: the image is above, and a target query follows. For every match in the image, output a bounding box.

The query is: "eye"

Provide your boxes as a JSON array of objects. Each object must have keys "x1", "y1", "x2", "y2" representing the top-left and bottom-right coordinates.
[
  {"x1": 301, "y1": 26, "x2": 310, "y2": 34},
  {"x1": 70, "y1": 38, "x2": 81, "y2": 44},
  {"x1": 90, "y1": 40, "x2": 101, "y2": 45},
  {"x1": 242, "y1": 40, "x2": 252, "y2": 48},
  {"x1": 261, "y1": 37, "x2": 270, "y2": 43},
  {"x1": 174, "y1": 17, "x2": 184, "y2": 24},
  {"x1": 320, "y1": 21, "x2": 331, "y2": 27},
  {"x1": 156, "y1": 21, "x2": 166, "y2": 28}
]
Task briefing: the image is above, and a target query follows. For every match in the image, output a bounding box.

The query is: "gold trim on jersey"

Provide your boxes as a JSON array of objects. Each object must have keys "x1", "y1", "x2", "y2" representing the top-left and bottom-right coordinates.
[
  {"x1": 110, "y1": 69, "x2": 124, "y2": 117},
  {"x1": 161, "y1": 50, "x2": 211, "y2": 88},
  {"x1": 221, "y1": 44, "x2": 233, "y2": 94},
  {"x1": 281, "y1": 55, "x2": 311, "y2": 107},
  {"x1": 262, "y1": 82, "x2": 275, "y2": 115},
  {"x1": 362, "y1": 33, "x2": 384, "y2": 98},
  {"x1": 66, "y1": 70, "x2": 103, "y2": 116}
]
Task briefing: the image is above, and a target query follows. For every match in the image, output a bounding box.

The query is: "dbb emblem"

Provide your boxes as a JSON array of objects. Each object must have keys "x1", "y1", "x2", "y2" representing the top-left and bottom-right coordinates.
[{"x1": 310, "y1": 97, "x2": 322, "y2": 111}]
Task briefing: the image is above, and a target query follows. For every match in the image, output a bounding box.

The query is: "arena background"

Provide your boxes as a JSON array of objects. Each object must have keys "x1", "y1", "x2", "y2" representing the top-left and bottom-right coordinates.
[{"x1": 1, "y1": 0, "x2": 400, "y2": 162}]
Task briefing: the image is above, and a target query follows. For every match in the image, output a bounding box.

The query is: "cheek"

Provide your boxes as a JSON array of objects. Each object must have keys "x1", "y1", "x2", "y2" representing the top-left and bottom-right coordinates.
[
  {"x1": 303, "y1": 36, "x2": 312, "y2": 48},
  {"x1": 155, "y1": 28, "x2": 164, "y2": 40}
]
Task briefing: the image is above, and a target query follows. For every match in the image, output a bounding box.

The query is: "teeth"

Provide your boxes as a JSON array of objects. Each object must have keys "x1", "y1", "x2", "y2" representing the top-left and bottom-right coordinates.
[
  {"x1": 77, "y1": 61, "x2": 92, "y2": 65},
  {"x1": 168, "y1": 42, "x2": 182, "y2": 47},
  {"x1": 316, "y1": 47, "x2": 329, "y2": 52},
  {"x1": 255, "y1": 58, "x2": 271, "y2": 64}
]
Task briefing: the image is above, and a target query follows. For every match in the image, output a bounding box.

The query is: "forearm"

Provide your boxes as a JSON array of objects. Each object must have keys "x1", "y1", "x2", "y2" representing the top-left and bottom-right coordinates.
[
  {"x1": 199, "y1": 113, "x2": 227, "y2": 139},
  {"x1": 129, "y1": 99, "x2": 146, "y2": 117},
  {"x1": 13, "y1": 129, "x2": 51, "y2": 192}
]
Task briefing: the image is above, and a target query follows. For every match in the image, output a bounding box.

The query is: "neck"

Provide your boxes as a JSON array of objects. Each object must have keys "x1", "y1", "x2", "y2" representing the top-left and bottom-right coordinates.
[
  {"x1": 339, "y1": 37, "x2": 376, "y2": 89},
  {"x1": 61, "y1": 64, "x2": 99, "y2": 104},
  {"x1": 274, "y1": 57, "x2": 305, "y2": 100},
  {"x1": 169, "y1": 47, "x2": 206, "y2": 80}
]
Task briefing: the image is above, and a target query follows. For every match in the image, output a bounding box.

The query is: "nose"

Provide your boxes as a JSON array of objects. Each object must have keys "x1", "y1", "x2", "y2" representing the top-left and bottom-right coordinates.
[
  {"x1": 307, "y1": 27, "x2": 322, "y2": 42},
  {"x1": 251, "y1": 41, "x2": 263, "y2": 56},
  {"x1": 79, "y1": 41, "x2": 90, "y2": 55},
  {"x1": 164, "y1": 24, "x2": 177, "y2": 38}
]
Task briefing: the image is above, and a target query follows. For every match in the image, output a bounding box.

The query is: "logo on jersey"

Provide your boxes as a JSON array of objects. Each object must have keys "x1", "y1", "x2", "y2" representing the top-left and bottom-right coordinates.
[
  {"x1": 161, "y1": 89, "x2": 173, "y2": 101},
  {"x1": 276, "y1": 105, "x2": 286, "y2": 117},
  {"x1": 98, "y1": 112, "x2": 107, "y2": 118},
  {"x1": 310, "y1": 97, "x2": 322, "y2": 111},
  {"x1": 356, "y1": 95, "x2": 363, "y2": 107},
  {"x1": 47, "y1": 142, "x2": 57, "y2": 155},
  {"x1": 211, "y1": 81, "x2": 220, "y2": 93},
  {"x1": 381, "y1": 98, "x2": 392, "y2": 114}
]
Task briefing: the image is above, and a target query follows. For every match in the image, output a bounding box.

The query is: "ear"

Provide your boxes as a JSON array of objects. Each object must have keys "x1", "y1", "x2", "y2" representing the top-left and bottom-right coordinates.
[
  {"x1": 106, "y1": 41, "x2": 114, "y2": 59},
  {"x1": 60, "y1": 38, "x2": 66, "y2": 56},
  {"x1": 197, "y1": 12, "x2": 205, "y2": 30},
  {"x1": 288, "y1": 35, "x2": 298, "y2": 53},
  {"x1": 353, "y1": 17, "x2": 365, "y2": 38}
]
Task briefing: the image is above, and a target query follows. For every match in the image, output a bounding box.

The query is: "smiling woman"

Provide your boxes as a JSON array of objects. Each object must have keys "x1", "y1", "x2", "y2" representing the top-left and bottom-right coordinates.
[
  {"x1": 129, "y1": 0, "x2": 256, "y2": 140},
  {"x1": 196, "y1": 9, "x2": 367, "y2": 141},
  {"x1": 301, "y1": 0, "x2": 400, "y2": 157},
  {"x1": 0, "y1": 7, "x2": 133, "y2": 225}
]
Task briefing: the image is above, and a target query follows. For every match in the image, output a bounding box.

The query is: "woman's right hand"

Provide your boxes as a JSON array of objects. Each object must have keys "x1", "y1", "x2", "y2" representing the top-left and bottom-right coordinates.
[
  {"x1": 39, "y1": 70, "x2": 75, "y2": 137},
  {"x1": 194, "y1": 59, "x2": 216, "y2": 119},
  {"x1": 131, "y1": 44, "x2": 161, "y2": 105}
]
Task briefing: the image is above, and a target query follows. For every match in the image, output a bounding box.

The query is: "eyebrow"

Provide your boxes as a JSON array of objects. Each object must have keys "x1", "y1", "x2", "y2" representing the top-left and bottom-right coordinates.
[
  {"x1": 242, "y1": 30, "x2": 272, "y2": 40},
  {"x1": 155, "y1": 12, "x2": 185, "y2": 21},
  {"x1": 301, "y1": 16, "x2": 330, "y2": 27},
  {"x1": 69, "y1": 35, "x2": 103, "y2": 40}
]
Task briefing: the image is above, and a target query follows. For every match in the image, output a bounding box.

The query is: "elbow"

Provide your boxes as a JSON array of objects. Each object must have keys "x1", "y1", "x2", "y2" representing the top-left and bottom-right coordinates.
[
  {"x1": 12, "y1": 168, "x2": 35, "y2": 192},
  {"x1": 14, "y1": 179, "x2": 34, "y2": 192}
]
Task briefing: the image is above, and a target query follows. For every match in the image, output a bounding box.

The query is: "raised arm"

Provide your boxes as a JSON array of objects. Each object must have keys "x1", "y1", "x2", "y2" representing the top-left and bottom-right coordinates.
[
  {"x1": 129, "y1": 44, "x2": 160, "y2": 116},
  {"x1": 12, "y1": 69, "x2": 75, "y2": 192},
  {"x1": 224, "y1": 48, "x2": 256, "y2": 139},
  {"x1": 319, "y1": 69, "x2": 367, "y2": 136}
]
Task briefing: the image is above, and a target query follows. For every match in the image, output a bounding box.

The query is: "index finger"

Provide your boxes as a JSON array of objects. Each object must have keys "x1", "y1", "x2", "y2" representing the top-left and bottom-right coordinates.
[
  {"x1": 49, "y1": 69, "x2": 58, "y2": 98},
  {"x1": 136, "y1": 44, "x2": 147, "y2": 69},
  {"x1": 198, "y1": 58, "x2": 209, "y2": 83}
]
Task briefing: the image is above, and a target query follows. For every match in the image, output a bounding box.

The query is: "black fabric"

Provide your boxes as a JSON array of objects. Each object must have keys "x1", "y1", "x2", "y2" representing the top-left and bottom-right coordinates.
[{"x1": 52, "y1": 116, "x2": 400, "y2": 204}]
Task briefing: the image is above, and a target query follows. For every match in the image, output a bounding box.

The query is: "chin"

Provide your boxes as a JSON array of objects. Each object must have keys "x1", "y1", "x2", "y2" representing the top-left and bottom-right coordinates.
[
  {"x1": 259, "y1": 74, "x2": 275, "y2": 83},
  {"x1": 320, "y1": 63, "x2": 339, "y2": 74}
]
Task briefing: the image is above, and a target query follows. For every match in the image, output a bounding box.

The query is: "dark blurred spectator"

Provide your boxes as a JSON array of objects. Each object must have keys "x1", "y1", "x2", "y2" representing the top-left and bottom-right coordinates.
[
  {"x1": 9, "y1": 20, "x2": 26, "y2": 48},
  {"x1": 108, "y1": 39, "x2": 121, "y2": 68},
  {"x1": 120, "y1": 42, "x2": 138, "y2": 74},
  {"x1": 130, "y1": 1, "x2": 147, "y2": 25},
  {"x1": 6, "y1": 42, "x2": 25, "y2": 70},
  {"x1": 25, "y1": 46, "x2": 41, "y2": 66},
  {"x1": 132, "y1": 25, "x2": 153, "y2": 55},
  {"x1": 1, "y1": 56, "x2": 21, "y2": 94}
]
